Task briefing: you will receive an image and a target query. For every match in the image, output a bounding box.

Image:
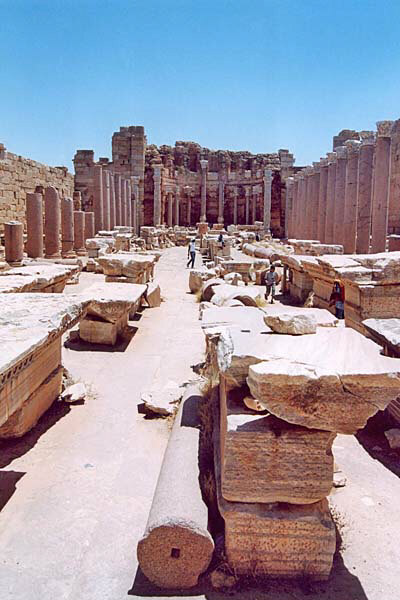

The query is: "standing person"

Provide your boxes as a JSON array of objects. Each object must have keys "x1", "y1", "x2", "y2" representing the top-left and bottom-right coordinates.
[
  {"x1": 186, "y1": 238, "x2": 196, "y2": 268},
  {"x1": 265, "y1": 265, "x2": 280, "y2": 304},
  {"x1": 329, "y1": 279, "x2": 345, "y2": 319}
]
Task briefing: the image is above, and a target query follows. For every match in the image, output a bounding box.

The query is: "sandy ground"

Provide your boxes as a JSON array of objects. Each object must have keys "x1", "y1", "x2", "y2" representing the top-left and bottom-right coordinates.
[{"x1": 0, "y1": 246, "x2": 399, "y2": 600}]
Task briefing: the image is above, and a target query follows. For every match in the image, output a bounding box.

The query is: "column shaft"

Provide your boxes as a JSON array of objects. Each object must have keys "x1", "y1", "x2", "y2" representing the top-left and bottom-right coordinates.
[
  {"x1": 93, "y1": 165, "x2": 103, "y2": 233},
  {"x1": 84, "y1": 212, "x2": 95, "y2": 240},
  {"x1": 324, "y1": 154, "x2": 337, "y2": 244},
  {"x1": 26, "y1": 192, "x2": 43, "y2": 258},
  {"x1": 263, "y1": 169, "x2": 272, "y2": 232},
  {"x1": 73, "y1": 211, "x2": 86, "y2": 255},
  {"x1": 4, "y1": 221, "x2": 24, "y2": 265},
  {"x1": 102, "y1": 170, "x2": 110, "y2": 231},
  {"x1": 371, "y1": 121, "x2": 393, "y2": 252},
  {"x1": 115, "y1": 174, "x2": 122, "y2": 226},
  {"x1": 343, "y1": 141, "x2": 360, "y2": 253},
  {"x1": 44, "y1": 186, "x2": 61, "y2": 258},
  {"x1": 200, "y1": 160, "x2": 208, "y2": 222},
  {"x1": 218, "y1": 181, "x2": 224, "y2": 224},
  {"x1": 109, "y1": 173, "x2": 116, "y2": 230},
  {"x1": 356, "y1": 139, "x2": 375, "y2": 253},
  {"x1": 317, "y1": 161, "x2": 329, "y2": 243},
  {"x1": 61, "y1": 196, "x2": 75, "y2": 257},
  {"x1": 333, "y1": 147, "x2": 347, "y2": 246}
]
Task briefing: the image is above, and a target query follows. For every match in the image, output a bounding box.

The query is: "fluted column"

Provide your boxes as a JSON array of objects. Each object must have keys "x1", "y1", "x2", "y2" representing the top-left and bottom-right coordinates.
[
  {"x1": 153, "y1": 164, "x2": 162, "y2": 226},
  {"x1": 120, "y1": 178, "x2": 127, "y2": 225},
  {"x1": 317, "y1": 159, "x2": 329, "y2": 243},
  {"x1": 126, "y1": 179, "x2": 132, "y2": 229},
  {"x1": 245, "y1": 186, "x2": 251, "y2": 224},
  {"x1": 218, "y1": 180, "x2": 224, "y2": 224},
  {"x1": 5, "y1": 221, "x2": 24, "y2": 265},
  {"x1": 175, "y1": 186, "x2": 180, "y2": 226},
  {"x1": 73, "y1": 211, "x2": 86, "y2": 255},
  {"x1": 297, "y1": 174, "x2": 306, "y2": 238},
  {"x1": 102, "y1": 170, "x2": 110, "y2": 231},
  {"x1": 132, "y1": 176, "x2": 140, "y2": 234},
  {"x1": 303, "y1": 167, "x2": 313, "y2": 240},
  {"x1": 371, "y1": 120, "x2": 393, "y2": 252},
  {"x1": 343, "y1": 141, "x2": 361, "y2": 253},
  {"x1": 184, "y1": 186, "x2": 192, "y2": 226},
  {"x1": 285, "y1": 177, "x2": 294, "y2": 239},
  {"x1": 114, "y1": 174, "x2": 121, "y2": 226},
  {"x1": 389, "y1": 119, "x2": 400, "y2": 235},
  {"x1": 251, "y1": 186, "x2": 257, "y2": 225},
  {"x1": 200, "y1": 159, "x2": 208, "y2": 222},
  {"x1": 84, "y1": 212, "x2": 95, "y2": 240},
  {"x1": 44, "y1": 186, "x2": 61, "y2": 258},
  {"x1": 61, "y1": 196, "x2": 76, "y2": 258},
  {"x1": 109, "y1": 173, "x2": 116, "y2": 230},
  {"x1": 233, "y1": 187, "x2": 238, "y2": 225},
  {"x1": 356, "y1": 136, "x2": 375, "y2": 253},
  {"x1": 26, "y1": 192, "x2": 43, "y2": 258},
  {"x1": 324, "y1": 152, "x2": 337, "y2": 244},
  {"x1": 333, "y1": 146, "x2": 348, "y2": 246},
  {"x1": 263, "y1": 169, "x2": 272, "y2": 232},
  {"x1": 311, "y1": 163, "x2": 321, "y2": 241},
  {"x1": 167, "y1": 192, "x2": 173, "y2": 227},
  {"x1": 93, "y1": 165, "x2": 103, "y2": 233}
]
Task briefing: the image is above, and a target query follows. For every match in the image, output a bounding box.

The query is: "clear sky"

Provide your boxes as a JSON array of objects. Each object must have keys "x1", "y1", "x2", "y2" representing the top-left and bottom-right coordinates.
[{"x1": 1, "y1": 0, "x2": 400, "y2": 171}]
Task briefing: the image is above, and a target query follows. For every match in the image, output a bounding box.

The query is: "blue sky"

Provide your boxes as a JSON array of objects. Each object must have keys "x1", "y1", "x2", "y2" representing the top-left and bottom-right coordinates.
[{"x1": 1, "y1": 0, "x2": 400, "y2": 170}]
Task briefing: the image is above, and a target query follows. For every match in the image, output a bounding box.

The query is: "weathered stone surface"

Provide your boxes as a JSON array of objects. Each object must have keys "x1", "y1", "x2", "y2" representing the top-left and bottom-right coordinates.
[
  {"x1": 137, "y1": 386, "x2": 214, "y2": 588},
  {"x1": 82, "y1": 282, "x2": 146, "y2": 323},
  {"x1": 0, "y1": 263, "x2": 80, "y2": 293},
  {"x1": 97, "y1": 253, "x2": 155, "y2": 282},
  {"x1": 145, "y1": 282, "x2": 161, "y2": 308},
  {"x1": 189, "y1": 268, "x2": 215, "y2": 293},
  {"x1": 384, "y1": 428, "x2": 400, "y2": 449},
  {"x1": 363, "y1": 318, "x2": 400, "y2": 356},
  {"x1": 223, "y1": 272, "x2": 243, "y2": 285},
  {"x1": 61, "y1": 382, "x2": 86, "y2": 403},
  {"x1": 262, "y1": 305, "x2": 338, "y2": 327},
  {"x1": 210, "y1": 284, "x2": 264, "y2": 308},
  {"x1": 141, "y1": 381, "x2": 184, "y2": 416},
  {"x1": 201, "y1": 306, "x2": 268, "y2": 333},
  {"x1": 201, "y1": 277, "x2": 224, "y2": 302},
  {"x1": 220, "y1": 380, "x2": 335, "y2": 503},
  {"x1": 264, "y1": 312, "x2": 317, "y2": 335}
]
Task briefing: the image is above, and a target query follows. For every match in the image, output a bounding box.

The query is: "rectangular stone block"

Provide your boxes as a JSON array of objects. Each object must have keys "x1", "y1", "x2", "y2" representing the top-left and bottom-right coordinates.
[{"x1": 220, "y1": 377, "x2": 335, "y2": 504}]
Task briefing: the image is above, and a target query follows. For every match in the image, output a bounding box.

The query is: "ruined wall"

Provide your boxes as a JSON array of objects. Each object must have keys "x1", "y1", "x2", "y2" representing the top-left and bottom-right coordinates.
[{"x1": 0, "y1": 143, "x2": 74, "y2": 232}]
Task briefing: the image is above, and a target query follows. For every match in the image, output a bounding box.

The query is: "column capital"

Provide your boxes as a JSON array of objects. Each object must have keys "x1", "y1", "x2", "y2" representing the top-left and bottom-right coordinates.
[
  {"x1": 244, "y1": 169, "x2": 252, "y2": 179},
  {"x1": 152, "y1": 163, "x2": 163, "y2": 177},
  {"x1": 286, "y1": 176, "x2": 294, "y2": 186},
  {"x1": 319, "y1": 158, "x2": 329, "y2": 167},
  {"x1": 361, "y1": 136, "x2": 375, "y2": 147},
  {"x1": 263, "y1": 168, "x2": 273, "y2": 180},
  {"x1": 200, "y1": 159, "x2": 208, "y2": 170},
  {"x1": 132, "y1": 175, "x2": 140, "y2": 185},
  {"x1": 376, "y1": 120, "x2": 394, "y2": 137},
  {"x1": 345, "y1": 139, "x2": 361, "y2": 155},
  {"x1": 335, "y1": 145, "x2": 348, "y2": 160},
  {"x1": 312, "y1": 162, "x2": 321, "y2": 173},
  {"x1": 327, "y1": 152, "x2": 337, "y2": 163}
]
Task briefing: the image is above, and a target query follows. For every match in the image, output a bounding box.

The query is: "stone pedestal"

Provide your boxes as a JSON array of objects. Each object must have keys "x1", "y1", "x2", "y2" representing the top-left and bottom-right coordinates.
[
  {"x1": 93, "y1": 165, "x2": 103, "y2": 233},
  {"x1": 84, "y1": 212, "x2": 95, "y2": 240},
  {"x1": 73, "y1": 211, "x2": 87, "y2": 255},
  {"x1": 356, "y1": 137, "x2": 375, "y2": 253},
  {"x1": 26, "y1": 192, "x2": 44, "y2": 258},
  {"x1": 318, "y1": 159, "x2": 329, "y2": 243},
  {"x1": 44, "y1": 186, "x2": 61, "y2": 258},
  {"x1": 324, "y1": 153, "x2": 337, "y2": 244},
  {"x1": 200, "y1": 159, "x2": 208, "y2": 222},
  {"x1": 61, "y1": 197, "x2": 76, "y2": 258},
  {"x1": 263, "y1": 169, "x2": 272, "y2": 232},
  {"x1": 371, "y1": 121, "x2": 393, "y2": 252},
  {"x1": 343, "y1": 141, "x2": 360, "y2": 253},
  {"x1": 153, "y1": 164, "x2": 162, "y2": 226},
  {"x1": 4, "y1": 221, "x2": 24, "y2": 265}
]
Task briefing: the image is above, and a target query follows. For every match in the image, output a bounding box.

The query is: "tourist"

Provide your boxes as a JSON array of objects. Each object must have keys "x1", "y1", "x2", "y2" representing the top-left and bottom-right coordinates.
[
  {"x1": 329, "y1": 279, "x2": 345, "y2": 319},
  {"x1": 186, "y1": 238, "x2": 196, "y2": 268},
  {"x1": 255, "y1": 233, "x2": 260, "y2": 241},
  {"x1": 218, "y1": 232, "x2": 225, "y2": 247},
  {"x1": 265, "y1": 265, "x2": 280, "y2": 304}
]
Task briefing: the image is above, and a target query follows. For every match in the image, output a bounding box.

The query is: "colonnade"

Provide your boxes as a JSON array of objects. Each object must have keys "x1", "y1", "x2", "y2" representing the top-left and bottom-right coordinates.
[
  {"x1": 286, "y1": 120, "x2": 400, "y2": 253},
  {"x1": 93, "y1": 165, "x2": 140, "y2": 235}
]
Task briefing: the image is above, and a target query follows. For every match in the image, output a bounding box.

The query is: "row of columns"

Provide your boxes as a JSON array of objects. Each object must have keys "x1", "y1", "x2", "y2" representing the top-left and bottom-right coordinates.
[
  {"x1": 287, "y1": 120, "x2": 395, "y2": 253},
  {"x1": 93, "y1": 165, "x2": 140, "y2": 234},
  {"x1": 4, "y1": 187, "x2": 95, "y2": 265}
]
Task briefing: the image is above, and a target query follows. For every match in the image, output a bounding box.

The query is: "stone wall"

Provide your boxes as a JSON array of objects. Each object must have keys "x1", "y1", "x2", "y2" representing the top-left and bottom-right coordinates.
[{"x1": 0, "y1": 143, "x2": 74, "y2": 232}]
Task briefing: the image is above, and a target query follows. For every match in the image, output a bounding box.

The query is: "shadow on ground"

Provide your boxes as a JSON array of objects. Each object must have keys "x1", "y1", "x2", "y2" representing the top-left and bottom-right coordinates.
[
  {"x1": 0, "y1": 470, "x2": 25, "y2": 512},
  {"x1": 356, "y1": 411, "x2": 400, "y2": 478}
]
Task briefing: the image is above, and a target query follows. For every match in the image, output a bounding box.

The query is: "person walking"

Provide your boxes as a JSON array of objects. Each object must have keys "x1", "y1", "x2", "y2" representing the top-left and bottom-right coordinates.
[
  {"x1": 187, "y1": 238, "x2": 196, "y2": 268},
  {"x1": 329, "y1": 279, "x2": 345, "y2": 319},
  {"x1": 265, "y1": 265, "x2": 280, "y2": 304}
]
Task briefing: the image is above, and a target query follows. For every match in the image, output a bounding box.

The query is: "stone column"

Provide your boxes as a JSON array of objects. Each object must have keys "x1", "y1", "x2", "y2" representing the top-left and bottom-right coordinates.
[
  {"x1": 245, "y1": 186, "x2": 251, "y2": 225},
  {"x1": 317, "y1": 159, "x2": 329, "y2": 243},
  {"x1": 389, "y1": 119, "x2": 400, "y2": 235},
  {"x1": 324, "y1": 152, "x2": 337, "y2": 244},
  {"x1": 263, "y1": 169, "x2": 272, "y2": 232},
  {"x1": 61, "y1": 196, "x2": 76, "y2": 258},
  {"x1": 311, "y1": 163, "x2": 321, "y2": 241},
  {"x1": 175, "y1": 186, "x2": 180, "y2": 226},
  {"x1": 371, "y1": 120, "x2": 393, "y2": 252},
  {"x1": 153, "y1": 164, "x2": 162, "y2": 226},
  {"x1": 218, "y1": 180, "x2": 224, "y2": 224},
  {"x1": 343, "y1": 140, "x2": 361, "y2": 253},
  {"x1": 120, "y1": 178, "x2": 127, "y2": 226},
  {"x1": 93, "y1": 165, "x2": 103, "y2": 233},
  {"x1": 333, "y1": 146, "x2": 348, "y2": 246},
  {"x1": 84, "y1": 212, "x2": 95, "y2": 240},
  {"x1": 26, "y1": 192, "x2": 43, "y2": 258},
  {"x1": 132, "y1": 176, "x2": 140, "y2": 234},
  {"x1": 73, "y1": 211, "x2": 86, "y2": 255},
  {"x1": 297, "y1": 174, "x2": 306, "y2": 239},
  {"x1": 73, "y1": 191, "x2": 82, "y2": 210},
  {"x1": 185, "y1": 186, "x2": 192, "y2": 226},
  {"x1": 44, "y1": 186, "x2": 61, "y2": 258},
  {"x1": 168, "y1": 192, "x2": 173, "y2": 227},
  {"x1": 200, "y1": 159, "x2": 208, "y2": 222},
  {"x1": 285, "y1": 177, "x2": 294, "y2": 239},
  {"x1": 102, "y1": 170, "x2": 110, "y2": 231},
  {"x1": 251, "y1": 186, "x2": 257, "y2": 225},
  {"x1": 109, "y1": 173, "x2": 116, "y2": 230},
  {"x1": 126, "y1": 179, "x2": 132, "y2": 228},
  {"x1": 114, "y1": 174, "x2": 121, "y2": 226},
  {"x1": 356, "y1": 136, "x2": 375, "y2": 253},
  {"x1": 304, "y1": 167, "x2": 314, "y2": 240},
  {"x1": 4, "y1": 221, "x2": 24, "y2": 265},
  {"x1": 233, "y1": 187, "x2": 238, "y2": 225}
]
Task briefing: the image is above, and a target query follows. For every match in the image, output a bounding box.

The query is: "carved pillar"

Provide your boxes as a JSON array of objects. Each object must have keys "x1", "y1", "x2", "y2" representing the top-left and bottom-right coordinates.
[
  {"x1": 318, "y1": 159, "x2": 329, "y2": 243},
  {"x1": 333, "y1": 146, "x2": 348, "y2": 246},
  {"x1": 153, "y1": 164, "x2": 162, "y2": 226},
  {"x1": 343, "y1": 140, "x2": 361, "y2": 253},
  {"x1": 44, "y1": 186, "x2": 61, "y2": 258},
  {"x1": 200, "y1": 159, "x2": 208, "y2": 222},
  {"x1": 168, "y1": 192, "x2": 173, "y2": 227},
  {"x1": 297, "y1": 174, "x2": 305, "y2": 239},
  {"x1": 5, "y1": 221, "x2": 24, "y2": 265},
  {"x1": 356, "y1": 136, "x2": 375, "y2": 253},
  {"x1": 26, "y1": 192, "x2": 43, "y2": 258},
  {"x1": 218, "y1": 180, "x2": 224, "y2": 224},
  {"x1": 371, "y1": 120, "x2": 393, "y2": 252},
  {"x1": 93, "y1": 165, "x2": 103, "y2": 233},
  {"x1": 285, "y1": 177, "x2": 294, "y2": 239},
  {"x1": 61, "y1": 196, "x2": 76, "y2": 258},
  {"x1": 324, "y1": 152, "x2": 337, "y2": 244},
  {"x1": 263, "y1": 169, "x2": 272, "y2": 232}
]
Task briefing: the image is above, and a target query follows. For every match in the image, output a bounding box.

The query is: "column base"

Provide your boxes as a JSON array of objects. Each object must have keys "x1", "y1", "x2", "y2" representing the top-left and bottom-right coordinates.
[
  {"x1": 76, "y1": 248, "x2": 88, "y2": 256},
  {"x1": 45, "y1": 253, "x2": 62, "y2": 259},
  {"x1": 218, "y1": 216, "x2": 224, "y2": 224}
]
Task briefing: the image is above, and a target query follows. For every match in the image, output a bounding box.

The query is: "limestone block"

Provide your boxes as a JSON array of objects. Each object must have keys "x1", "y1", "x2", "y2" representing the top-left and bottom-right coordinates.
[
  {"x1": 214, "y1": 417, "x2": 335, "y2": 580},
  {"x1": 201, "y1": 277, "x2": 224, "y2": 302},
  {"x1": 210, "y1": 283, "x2": 264, "y2": 308},
  {"x1": 82, "y1": 282, "x2": 146, "y2": 323},
  {"x1": 363, "y1": 318, "x2": 400, "y2": 356},
  {"x1": 61, "y1": 382, "x2": 86, "y2": 403},
  {"x1": 264, "y1": 312, "x2": 317, "y2": 335},
  {"x1": 220, "y1": 380, "x2": 335, "y2": 503},
  {"x1": 79, "y1": 317, "x2": 120, "y2": 345},
  {"x1": 137, "y1": 385, "x2": 214, "y2": 588},
  {"x1": 145, "y1": 282, "x2": 161, "y2": 308},
  {"x1": 262, "y1": 305, "x2": 338, "y2": 327}
]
